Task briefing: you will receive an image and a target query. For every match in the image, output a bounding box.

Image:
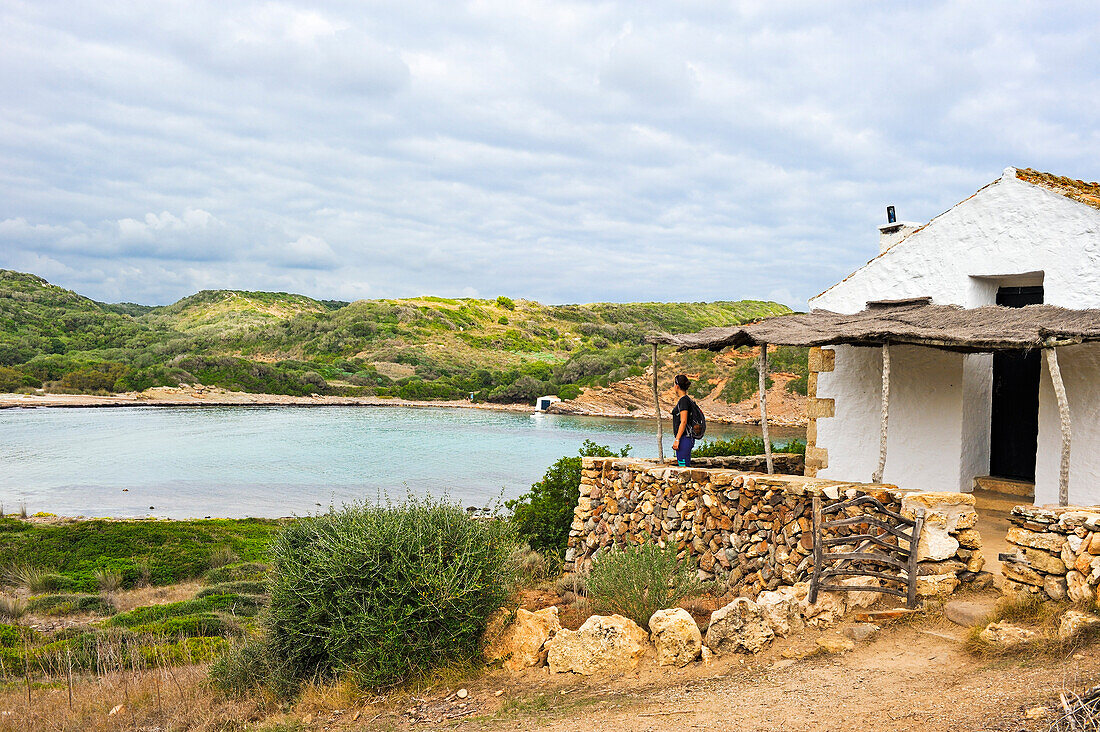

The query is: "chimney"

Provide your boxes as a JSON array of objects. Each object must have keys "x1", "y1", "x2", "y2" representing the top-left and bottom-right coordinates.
[{"x1": 878, "y1": 206, "x2": 921, "y2": 253}]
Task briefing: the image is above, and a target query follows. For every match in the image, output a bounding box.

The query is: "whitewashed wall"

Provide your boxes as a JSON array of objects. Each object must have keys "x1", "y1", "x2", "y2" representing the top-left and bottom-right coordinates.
[{"x1": 810, "y1": 169, "x2": 1100, "y2": 505}]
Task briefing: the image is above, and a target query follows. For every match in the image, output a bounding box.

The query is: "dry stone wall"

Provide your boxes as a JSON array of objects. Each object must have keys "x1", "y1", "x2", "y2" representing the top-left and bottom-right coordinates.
[
  {"x1": 1002, "y1": 505, "x2": 1100, "y2": 603},
  {"x1": 565, "y1": 458, "x2": 984, "y2": 599}
]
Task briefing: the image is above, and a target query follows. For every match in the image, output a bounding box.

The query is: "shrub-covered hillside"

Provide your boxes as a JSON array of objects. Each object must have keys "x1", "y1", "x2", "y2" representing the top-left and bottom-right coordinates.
[{"x1": 0, "y1": 269, "x2": 795, "y2": 402}]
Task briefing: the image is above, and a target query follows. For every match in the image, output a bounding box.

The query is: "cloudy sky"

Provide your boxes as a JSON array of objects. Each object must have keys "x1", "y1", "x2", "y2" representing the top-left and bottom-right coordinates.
[{"x1": 1, "y1": 2, "x2": 1097, "y2": 307}]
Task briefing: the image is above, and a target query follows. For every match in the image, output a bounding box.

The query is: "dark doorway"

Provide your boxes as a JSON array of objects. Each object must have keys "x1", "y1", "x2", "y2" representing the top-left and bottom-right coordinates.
[{"x1": 989, "y1": 286, "x2": 1043, "y2": 481}]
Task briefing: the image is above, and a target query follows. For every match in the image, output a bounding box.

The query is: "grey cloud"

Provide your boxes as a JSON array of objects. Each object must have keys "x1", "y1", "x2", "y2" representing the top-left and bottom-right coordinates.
[{"x1": 0, "y1": 1, "x2": 1097, "y2": 307}]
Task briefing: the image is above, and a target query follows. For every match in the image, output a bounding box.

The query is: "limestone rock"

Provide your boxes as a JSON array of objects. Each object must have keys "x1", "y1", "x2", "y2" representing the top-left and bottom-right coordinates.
[
  {"x1": 978, "y1": 622, "x2": 1039, "y2": 648},
  {"x1": 915, "y1": 573, "x2": 959, "y2": 597},
  {"x1": 816, "y1": 635, "x2": 855, "y2": 653},
  {"x1": 1058, "y1": 610, "x2": 1100, "y2": 641},
  {"x1": 706, "y1": 598, "x2": 775, "y2": 654},
  {"x1": 1067, "y1": 571, "x2": 1096, "y2": 604},
  {"x1": 1002, "y1": 562, "x2": 1045, "y2": 587},
  {"x1": 1044, "y1": 575, "x2": 1069, "y2": 602},
  {"x1": 756, "y1": 587, "x2": 803, "y2": 637},
  {"x1": 700, "y1": 645, "x2": 713, "y2": 666},
  {"x1": 965, "y1": 548, "x2": 986, "y2": 573},
  {"x1": 1024, "y1": 548, "x2": 1067, "y2": 575},
  {"x1": 796, "y1": 582, "x2": 846, "y2": 627},
  {"x1": 838, "y1": 576, "x2": 882, "y2": 609},
  {"x1": 546, "y1": 614, "x2": 649, "y2": 675},
  {"x1": 917, "y1": 524, "x2": 960, "y2": 562},
  {"x1": 944, "y1": 599, "x2": 993, "y2": 628},
  {"x1": 843, "y1": 623, "x2": 880, "y2": 642},
  {"x1": 954, "y1": 528, "x2": 982, "y2": 550},
  {"x1": 648, "y1": 608, "x2": 702, "y2": 667},
  {"x1": 1006, "y1": 527, "x2": 1065, "y2": 553},
  {"x1": 484, "y1": 606, "x2": 562, "y2": 672}
]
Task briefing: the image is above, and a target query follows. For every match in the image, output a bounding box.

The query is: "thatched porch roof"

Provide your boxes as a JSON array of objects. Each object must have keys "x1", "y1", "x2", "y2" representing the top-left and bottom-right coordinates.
[{"x1": 644, "y1": 298, "x2": 1100, "y2": 353}]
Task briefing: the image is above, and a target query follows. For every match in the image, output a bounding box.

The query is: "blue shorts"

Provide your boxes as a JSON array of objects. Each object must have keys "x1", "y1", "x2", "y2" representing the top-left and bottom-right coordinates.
[{"x1": 675, "y1": 436, "x2": 695, "y2": 467}]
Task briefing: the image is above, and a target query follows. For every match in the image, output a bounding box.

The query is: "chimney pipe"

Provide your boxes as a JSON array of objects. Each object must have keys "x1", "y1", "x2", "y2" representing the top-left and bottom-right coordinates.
[{"x1": 877, "y1": 208, "x2": 920, "y2": 253}]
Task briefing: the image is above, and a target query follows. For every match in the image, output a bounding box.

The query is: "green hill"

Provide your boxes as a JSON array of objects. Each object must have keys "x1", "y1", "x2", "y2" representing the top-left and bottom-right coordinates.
[{"x1": 0, "y1": 269, "x2": 794, "y2": 401}]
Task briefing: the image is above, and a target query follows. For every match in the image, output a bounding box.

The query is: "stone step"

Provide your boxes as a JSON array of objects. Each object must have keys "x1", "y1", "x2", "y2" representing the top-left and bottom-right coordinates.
[
  {"x1": 972, "y1": 489, "x2": 1026, "y2": 516},
  {"x1": 973, "y1": 475, "x2": 1034, "y2": 499}
]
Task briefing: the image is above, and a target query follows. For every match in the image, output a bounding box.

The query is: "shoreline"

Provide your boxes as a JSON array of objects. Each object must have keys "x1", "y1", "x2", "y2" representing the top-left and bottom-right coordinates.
[{"x1": 0, "y1": 387, "x2": 804, "y2": 427}]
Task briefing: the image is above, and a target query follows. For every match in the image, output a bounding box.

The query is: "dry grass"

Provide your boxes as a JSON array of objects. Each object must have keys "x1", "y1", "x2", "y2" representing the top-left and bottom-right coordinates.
[
  {"x1": 0, "y1": 664, "x2": 267, "y2": 732},
  {"x1": 110, "y1": 581, "x2": 205, "y2": 613},
  {"x1": 963, "y1": 595, "x2": 1100, "y2": 658}
]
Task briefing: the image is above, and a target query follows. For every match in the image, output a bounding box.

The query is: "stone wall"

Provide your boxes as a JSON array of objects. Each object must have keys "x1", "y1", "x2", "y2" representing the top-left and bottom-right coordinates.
[
  {"x1": 565, "y1": 458, "x2": 985, "y2": 599},
  {"x1": 1002, "y1": 505, "x2": 1100, "y2": 603}
]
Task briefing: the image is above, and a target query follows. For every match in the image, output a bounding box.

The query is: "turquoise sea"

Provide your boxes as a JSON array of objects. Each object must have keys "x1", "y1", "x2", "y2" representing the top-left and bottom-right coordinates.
[{"x1": 0, "y1": 405, "x2": 801, "y2": 518}]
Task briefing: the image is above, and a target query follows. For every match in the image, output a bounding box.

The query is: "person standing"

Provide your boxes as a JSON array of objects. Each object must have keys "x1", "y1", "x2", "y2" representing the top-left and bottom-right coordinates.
[{"x1": 671, "y1": 374, "x2": 696, "y2": 467}]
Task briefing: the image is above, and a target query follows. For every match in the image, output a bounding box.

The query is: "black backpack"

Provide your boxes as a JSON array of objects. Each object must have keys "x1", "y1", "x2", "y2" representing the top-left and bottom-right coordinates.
[{"x1": 687, "y1": 398, "x2": 707, "y2": 439}]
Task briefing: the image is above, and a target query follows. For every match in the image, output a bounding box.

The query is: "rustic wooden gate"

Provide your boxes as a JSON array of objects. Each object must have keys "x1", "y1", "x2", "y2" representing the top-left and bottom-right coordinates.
[{"x1": 809, "y1": 494, "x2": 925, "y2": 609}]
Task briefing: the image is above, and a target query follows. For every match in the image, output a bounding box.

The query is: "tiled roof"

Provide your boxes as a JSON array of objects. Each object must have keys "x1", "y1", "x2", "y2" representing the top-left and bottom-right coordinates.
[{"x1": 1016, "y1": 168, "x2": 1100, "y2": 210}]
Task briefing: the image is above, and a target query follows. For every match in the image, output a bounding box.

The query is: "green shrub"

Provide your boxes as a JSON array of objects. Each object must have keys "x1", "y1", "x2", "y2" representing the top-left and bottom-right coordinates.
[
  {"x1": 95, "y1": 567, "x2": 123, "y2": 592},
  {"x1": 265, "y1": 497, "x2": 514, "y2": 690},
  {"x1": 195, "y1": 580, "x2": 267, "y2": 598},
  {"x1": 130, "y1": 612, "x2": 238, "y2": 638},
  {"x1": 556, "y1": 384, "x2": 582, "y2": 400},
  {"x1": 210, "y1": 639, "x2": 275, "y2": 695},
  {"x1": 507, "y1": 441, "x2": 628, "y2": 557},
  {"x1": 0, "y1": 623, "x2": 37, "y2": 648},
  {"x1": 719, "y1": 361, "x2": 772, "y2": 403},
  {"x1": 585, "y1": 543, "x2": 702, "y2": 629},
  {"x1": 106, "y1": 594, "x2": 263, "y2": 627},
  {"x1": 785, "y1": 373, "x2": 808, "y2": 395},
  {"x1": 693, "y1": 436, "x2": 806, "y2": 457},
  {"x1": 5, "y1": 565, "x2": 73, "y2": 594},
  {"x1": 25, "y1": 594, "x2": 115, "y2": 616},
  {"x1": 495, "y1": 296, "x2": 516, "y2": 311},
  {"x1": 204, "y1": 562, "x2": 270, "y2": 584}
]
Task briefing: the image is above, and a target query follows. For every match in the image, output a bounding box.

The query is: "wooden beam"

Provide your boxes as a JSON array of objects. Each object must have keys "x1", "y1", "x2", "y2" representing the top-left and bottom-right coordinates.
[
  {"x1": 758, "y1": 344, "x2": 773, "y2": 474},
  {"x1": 872, "y1": 343, "x2": 891, "y2": 484},
  {"x1": 652, "y1": 343, "x2": 664, "y2": 463},
  {"x1": 1044, "y1": 347, "x2": 1071, "y2": 506}
]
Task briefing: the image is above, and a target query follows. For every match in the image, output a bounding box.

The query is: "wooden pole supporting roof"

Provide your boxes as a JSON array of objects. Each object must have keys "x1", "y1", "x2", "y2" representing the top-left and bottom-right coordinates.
[
  {"x1": 1044, "y1": 347, "x2": 1071, "y2": 506},
  {"x1": 652, "y1": 343, "x2": 664, "y2": 463},
  {"x1": 758, "y1": 345, "x2": 773, "y2": 474},
  {"x1": 872, "y1": 343, "x2": 891, "y2": 484}
]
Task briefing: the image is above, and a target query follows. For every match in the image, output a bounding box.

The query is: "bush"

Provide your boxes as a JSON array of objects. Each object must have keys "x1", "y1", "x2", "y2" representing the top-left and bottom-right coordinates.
[
  {"x1": 719, "y1": 361, "x2": 772, "y2": 403},
  {"x1": 210, "y1": 639, "x2": 274, "y2": 695},
  {"x1": 203, "y1": 562, "x2": 270, "y2": 584},
  {"x1": 106, "y1": 594, "x2": 263, "y2": 627},
  {"x1": 507, "y1": 441, "x2": 628, "y2": 557},
  {"x1": 495, "y1": 296, "x2": 515, "y2": 311},
  {"x1": 585, "y1": 543, "x2": 702, "y2": 629},
  {"x1": 195, "y1": 580, "x2": 267, "y2": 598},
  {"x1": 25, "y1": 594, "x2": 115, "y2": 616},
  {"x1": 693, "y1": 436, "x2": 806, "y2": 457},
  {"x1": 264, "y1": 497, "x2": 514, "y2": 690},
  {"x1": 556, "y1": 383, "x2": 582, "y2": 400}
]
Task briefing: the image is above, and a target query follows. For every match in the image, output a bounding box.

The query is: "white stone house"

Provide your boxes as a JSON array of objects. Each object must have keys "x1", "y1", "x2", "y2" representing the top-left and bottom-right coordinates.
[{"x1": 809, "y1": 167, "x2": 1100, "y2": 506}]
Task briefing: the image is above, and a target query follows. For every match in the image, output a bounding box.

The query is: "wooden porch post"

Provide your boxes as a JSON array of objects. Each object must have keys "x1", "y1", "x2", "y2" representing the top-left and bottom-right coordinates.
[
  {"x1": 652, "y1": 343, "x2": 664, "y2": 462},
  {"x1": 872, "y1": 342, "x2": 891, "y2": 484},
  {"x1": 1044, "y1": 347, "x2": 1071, "y2": 506},
  {"x1": 758, "y1": 343, "x2": 773, "y2": 474}
]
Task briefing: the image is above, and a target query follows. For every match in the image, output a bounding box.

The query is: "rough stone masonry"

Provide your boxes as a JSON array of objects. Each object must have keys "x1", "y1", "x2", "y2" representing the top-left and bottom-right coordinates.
[
  {"x1": 1001, "y1": 505, "x2": 1100, "y2": 603},
  {"x1": 565, "y1": 458, "x2": 986, "y2": 599}
]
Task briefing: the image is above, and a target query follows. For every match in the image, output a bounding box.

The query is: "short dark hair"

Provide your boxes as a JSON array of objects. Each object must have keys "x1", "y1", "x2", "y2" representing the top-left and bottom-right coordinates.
[{"x1": 674, "y1": 374, "x2": 691, "y2": 391}]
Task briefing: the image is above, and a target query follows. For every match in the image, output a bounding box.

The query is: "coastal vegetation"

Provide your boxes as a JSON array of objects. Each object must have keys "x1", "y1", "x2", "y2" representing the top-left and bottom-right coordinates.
[{"x1": 0, "y1": 268, "x2": 802, "y2": 404}]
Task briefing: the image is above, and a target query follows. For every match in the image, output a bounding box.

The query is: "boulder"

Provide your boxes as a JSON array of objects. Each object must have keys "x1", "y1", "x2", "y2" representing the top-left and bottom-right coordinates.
[
  {"x1": 944, "y1": 599, "x2": 994, "y2": 628},
  {"x1": 483, "y1": 606, "x2": 562, "y2": 672},
  {"x1": 843, "y1": 623, "x2": 880, "y2": 642},
  {"x1": 1043, "y1": 575, "x2": 1069, "y2": 602},
  {"x1": 816, "y1": 635, "x2": 856, "y2": 653},
  {"x1": 1057, "y1": 610, "x2": 1100, "y2": 641},
  {"x1": 546, "y1": 614, "x2": 649, "y2": 675},
  {"x1": 915, "y1": 573, "x2": 960, "y2": 597},
  {"x1": 1067, "y1": 571, "x2": 1096, "y2": 604},
  {"x1": 917, "y1": 524, "x2": 960, "y2": 562},
  {"x1": 838, "y1": 576, "x2": 882, "y2": 609},
  {"x1": 756, "y1": 587, "x2": 803, "y2": 637},
  {"x1": 648, "y1": 608, "x2": 702, "y2": 667},
  {"x1": 706, "y1": 598, "x2": 775, "y2": 654},
  {"x1": 978, "y1": 621, "x2": 1039, "y2": 648},
  {"x1": 796, "y1": 582, "x2": 847, "y2": 627}
]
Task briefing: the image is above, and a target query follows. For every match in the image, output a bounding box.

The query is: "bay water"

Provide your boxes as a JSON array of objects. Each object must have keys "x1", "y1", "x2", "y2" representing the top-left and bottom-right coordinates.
[{"x1": 0, "y1": 405, "x2": 801, "y2": 518}]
